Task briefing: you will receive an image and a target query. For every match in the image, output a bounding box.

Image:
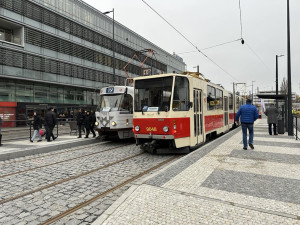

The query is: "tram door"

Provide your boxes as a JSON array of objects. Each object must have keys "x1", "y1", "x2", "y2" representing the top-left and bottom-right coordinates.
[
  {"x1": 193, "y1": 89, "x2": 203, "y2": 145},
  {"x1": 224, "y1": 96, "x2": 229, "y2": 127}
]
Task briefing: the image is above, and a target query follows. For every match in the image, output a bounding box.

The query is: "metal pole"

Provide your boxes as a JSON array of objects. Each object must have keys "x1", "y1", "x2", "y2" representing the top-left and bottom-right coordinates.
[
  {"x1": 287, "y1": 0, "x2": 293, "y2": 136},
  {"x1": 296, "y1": 116, "x2": 298, "y2": 140},
  {"x1": 57, "y1": 122, "x2": 58, "y2": 137},
  {"x1": 276, "y1": 55, "x2": 278, "y2": 108},
  {"x1": 197, "y1": 65, "x2": 199, "y2": 73},
  {"x1": 233, "y1": 82, "x2": 236, "y2": 123},
  {"x1": 112, "y1": 8, "x2": 116, "y2": 83},
  {"x1": 252, "y1": 81, "x2": 254, "y2": 102}
]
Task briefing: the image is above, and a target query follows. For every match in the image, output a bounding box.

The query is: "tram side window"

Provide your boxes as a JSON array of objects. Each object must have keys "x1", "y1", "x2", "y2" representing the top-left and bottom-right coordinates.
[
  {"x1": 120, "y1": 94, "x2": 133, "y2": 112},
  {"x1": 215, "y1": 89, "x2": 223, "y2": 110},
  {"x1": 229, "y1": 94, "x2": 233, "y2": 110},
  {"x1": 236, "y1": 97, "x2": 240, "y2": 109},
  {"x1": 207, "y1": 86, "x2": 216, "y2": 110},
  {"x1": 172, "y1": 77, "x2": 189, "y2": 111}
]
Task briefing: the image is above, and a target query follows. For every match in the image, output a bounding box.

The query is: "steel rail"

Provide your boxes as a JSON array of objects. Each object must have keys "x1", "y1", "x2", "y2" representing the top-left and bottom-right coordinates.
[
  {"x1": 0, "y1": 143, "x2": 131, "y2": 178},
  {"x1": 41, "y1": 155, "x2": 179, "y2": 225},
  {"x1": 0, "y1": 152, "x2": 144, "y2": 205}
]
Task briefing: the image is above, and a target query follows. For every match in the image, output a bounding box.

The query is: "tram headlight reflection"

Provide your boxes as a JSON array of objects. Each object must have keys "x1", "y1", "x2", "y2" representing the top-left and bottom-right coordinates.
[
  {"x1": 163, "y1": 126, "x2": 169, "y2": 133},
  {"x1": 135, "y1": 126, "x2": 140, "y2": 132}
]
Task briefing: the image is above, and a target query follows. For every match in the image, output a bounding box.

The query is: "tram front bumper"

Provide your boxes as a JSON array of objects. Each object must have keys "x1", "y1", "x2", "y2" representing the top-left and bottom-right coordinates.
[{"x1": 134, "y1": 134, "x2": 174, "y2": 140}]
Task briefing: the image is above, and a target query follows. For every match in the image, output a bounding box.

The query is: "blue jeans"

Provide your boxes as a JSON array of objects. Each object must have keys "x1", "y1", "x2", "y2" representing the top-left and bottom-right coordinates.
[
  {"x1": 31, "y1": 129, "x2": 42, "y2": 141},
  {"x1": 241, "y1": 123, "x2": 253, "y2": 148}
]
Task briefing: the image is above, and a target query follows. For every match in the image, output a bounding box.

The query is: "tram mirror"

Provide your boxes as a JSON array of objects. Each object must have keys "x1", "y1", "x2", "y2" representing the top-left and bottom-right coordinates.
[{"x1": 189, "y1": 102, "x2": 193, "y2": 108}]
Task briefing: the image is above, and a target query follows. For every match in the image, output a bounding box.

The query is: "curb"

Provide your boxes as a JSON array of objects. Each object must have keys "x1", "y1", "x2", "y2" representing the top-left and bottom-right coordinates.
[{"x1": 0, "y1": 139, "x2": 99, "y2": 161}]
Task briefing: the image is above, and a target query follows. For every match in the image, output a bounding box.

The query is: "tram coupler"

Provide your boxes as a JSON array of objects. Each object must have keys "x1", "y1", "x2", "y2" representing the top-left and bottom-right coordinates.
[{"x1": 141, "y1": 140, "x2": 158, "y2": 154}]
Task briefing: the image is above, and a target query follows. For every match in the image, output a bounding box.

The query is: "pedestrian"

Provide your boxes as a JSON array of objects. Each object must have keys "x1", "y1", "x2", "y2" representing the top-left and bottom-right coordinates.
[
  {"x1": 236, "y1": 98, "x2": 259, "y2": 150},
  {"x1": 45, "y1": 107, "x2": 57, "y2": 142},
  {"x1": 265, "y1": 104, "x2": 279, "y2": 135},
  {"x1": 76, "y1": 108, "x2": 85, "y2": 138},
  {"x1": 84, "y1": 111, "x2": 96, "y2": 138},
  {"x1": 30, "y1": 111, "x2": 43, "y2": 142},
  {"x1": 0, "y1": 115, "x2": 2, "y2": 146}
]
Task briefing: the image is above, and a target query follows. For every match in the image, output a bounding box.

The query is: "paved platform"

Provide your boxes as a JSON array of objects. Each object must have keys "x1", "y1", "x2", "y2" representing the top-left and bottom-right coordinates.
[
  {"x1": 94, "y1": 118, "x2": 300, "y2": 225},
  {"x1": 0, "y1": 134, "x2": 99, "y2": 161}
]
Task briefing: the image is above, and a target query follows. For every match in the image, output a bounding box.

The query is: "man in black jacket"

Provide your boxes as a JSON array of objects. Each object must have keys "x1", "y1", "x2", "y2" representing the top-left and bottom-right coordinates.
[
  {"x1": 76, "y1": 108, "x2": 85, "y2": 138},
  {"x1": 84, "y1": 111, "x2": 96, "y2": 138},
  {"x1": 45, "y1": 107, "x2": 57, "y2": 142}
]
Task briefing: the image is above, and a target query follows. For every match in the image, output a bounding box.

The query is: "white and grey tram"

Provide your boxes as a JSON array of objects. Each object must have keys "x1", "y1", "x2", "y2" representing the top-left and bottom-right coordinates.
[{"x1": 95, "y1": 86, "x2": 134, "y2": 139}]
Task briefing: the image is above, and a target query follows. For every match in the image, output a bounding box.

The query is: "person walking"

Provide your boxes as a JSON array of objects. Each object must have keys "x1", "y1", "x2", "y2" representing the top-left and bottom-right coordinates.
[
  {"x1": 84, "y1": 111, "x2": 91, "y2": 138},
  {"x1": 30, "y1": 111, "x2": 42, "y2": 142},
  {"x1": 0, "y1": 115, "x2": 2, "y2": 146},
  {"x1": 45, "y1": 107, "x2": 57, "y2": 142},
  {"x1": 265, "y1": 104, "x2": 279, "y2": 135},
  {"x1": 236, "y1": 98, "x2": 259, "y2": 150},
  {"x1": 76, "y1": 108, "x2": 85, "y2": 138}
]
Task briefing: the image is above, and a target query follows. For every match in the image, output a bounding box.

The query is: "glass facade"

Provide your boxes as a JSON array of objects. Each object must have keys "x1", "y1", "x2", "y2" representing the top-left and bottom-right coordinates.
[{"x1": 0, "y1": 79, "x2": 100, "y2": 106}]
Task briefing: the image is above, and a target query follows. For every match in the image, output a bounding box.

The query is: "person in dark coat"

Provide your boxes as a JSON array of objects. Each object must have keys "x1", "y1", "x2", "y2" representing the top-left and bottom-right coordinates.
[
  {"x1": 265, "y1": 104, "x2": 279, "y2": 135},
  {"x1": 45, "y1": 107, "x2": 57, "y2": 142},
  {"x1": 84, "y1": 111, "x2": 96, "y2": 138},
  {"x1": 236, "y1": 99, "x2": 259, "y2": 150},
  {"x1": 31, "y1": 111, "x2": 42, "y2": 142},
  {"x1": 76, "y1": 108, "x2": 85, "y2": 138}
]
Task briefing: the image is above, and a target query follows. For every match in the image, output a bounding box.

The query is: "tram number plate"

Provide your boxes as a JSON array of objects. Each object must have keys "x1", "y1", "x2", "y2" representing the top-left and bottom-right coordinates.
[{"x1": 106, "y1": 87, "x2": 114, "y2": 93}]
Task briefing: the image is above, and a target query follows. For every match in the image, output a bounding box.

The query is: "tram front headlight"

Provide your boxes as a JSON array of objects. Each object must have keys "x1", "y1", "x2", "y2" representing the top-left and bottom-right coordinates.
[
  {"x1": 135, "y1": 126, "x2": 140, "y2": 132},
  {"x1": 111, "y1": 121, "x2": 117, "y2": 126},
  {"x1": 163, "y1": 126, "x2": 169, "y2": 133},
  {"x1": 95, "y1": 121, "x2": 99, "y2": 126}
]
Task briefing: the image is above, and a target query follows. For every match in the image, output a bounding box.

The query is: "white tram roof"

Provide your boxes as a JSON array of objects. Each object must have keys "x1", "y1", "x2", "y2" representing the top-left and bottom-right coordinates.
[
  {"x1": 100, "y1": 86, "x2": 133, "y2": 95},
  {"x1": 133, "y1": 73, "x2": 239, "y2": 96}
]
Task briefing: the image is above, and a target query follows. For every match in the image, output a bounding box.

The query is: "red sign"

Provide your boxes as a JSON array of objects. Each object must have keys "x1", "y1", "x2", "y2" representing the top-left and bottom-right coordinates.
[{"x1": 0, "y1": 102, "x2": 17, "y2": 127}]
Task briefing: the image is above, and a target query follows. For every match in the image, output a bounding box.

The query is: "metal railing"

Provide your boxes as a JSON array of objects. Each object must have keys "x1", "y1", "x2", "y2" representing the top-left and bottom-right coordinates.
[
  {"x1": 0, "y1": 118, "x2": 76, "y2": 143},
  {"x1": 293, "y1": 115, "x2": 299, "y2": 140}
]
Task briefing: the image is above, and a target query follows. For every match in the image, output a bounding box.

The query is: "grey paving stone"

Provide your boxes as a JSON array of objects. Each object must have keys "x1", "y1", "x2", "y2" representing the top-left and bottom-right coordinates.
[
  {"x1": 145, "y1": 127, "x2": 241, "y2": 187},
  {"x1": 230, "y1": 149, "x2": 300, "y2": 164},
  {"x1": 240, "y1": 139, "x2": 300, "y2": 148},
  {"x1": 201, "y1": 169, "x2": 300, "y2": 205}
]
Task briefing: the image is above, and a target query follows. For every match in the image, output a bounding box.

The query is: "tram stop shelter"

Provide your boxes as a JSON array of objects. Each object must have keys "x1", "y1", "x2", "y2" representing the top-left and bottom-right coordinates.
[{"x1": 256, "y1": 93, "x2": 287, "y2": 133}]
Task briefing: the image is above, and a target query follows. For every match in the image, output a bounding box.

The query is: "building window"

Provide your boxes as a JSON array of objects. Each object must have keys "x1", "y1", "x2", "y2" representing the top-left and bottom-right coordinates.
[{"x1": 0, "y1": 18, "x2": 23, "y2": 46}]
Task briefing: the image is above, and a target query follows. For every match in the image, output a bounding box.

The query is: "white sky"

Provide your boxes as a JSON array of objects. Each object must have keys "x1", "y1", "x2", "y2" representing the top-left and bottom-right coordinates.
[{"x1": 83, "y1": 0, "x2": 300, "y2": 95}]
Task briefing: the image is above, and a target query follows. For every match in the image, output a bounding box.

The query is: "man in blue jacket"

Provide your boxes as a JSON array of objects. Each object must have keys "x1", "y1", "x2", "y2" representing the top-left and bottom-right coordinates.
[{"x1": 236, "y1": 99, "x2": 259, "y2": 150}]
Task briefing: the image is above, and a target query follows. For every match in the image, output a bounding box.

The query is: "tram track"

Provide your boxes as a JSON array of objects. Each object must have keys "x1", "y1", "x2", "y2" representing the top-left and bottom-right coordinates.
[
  {"x1": 41, "y1": 155, "x2": 179, "y2": 225},
  {"x1": 0, "y1": 143, "x2": 132, "y2": 179},
  {"x1": 0, "y1": 151, "x2": 144, "y2": 205}
]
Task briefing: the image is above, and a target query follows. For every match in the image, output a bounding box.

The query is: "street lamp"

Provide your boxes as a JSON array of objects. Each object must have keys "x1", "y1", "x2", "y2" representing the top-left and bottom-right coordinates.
[
  {"x1": 103, "y1": 9, "x2": 115, "y2": 83},
  {"x1": 276, "y1": 54, "x2": 284, "y2": 108},
  {"x1": 287, "y1": 0, "x2": 292, "y2": 136}
]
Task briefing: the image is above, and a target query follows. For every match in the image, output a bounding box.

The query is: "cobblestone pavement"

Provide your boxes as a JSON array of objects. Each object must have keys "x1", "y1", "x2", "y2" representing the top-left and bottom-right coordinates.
[
  {"x1": 0, "y1": 140, "x2": 177, "y2": 224},
  {"x1": 99, "y1": 119, "x2": 300, "y2": 225}
]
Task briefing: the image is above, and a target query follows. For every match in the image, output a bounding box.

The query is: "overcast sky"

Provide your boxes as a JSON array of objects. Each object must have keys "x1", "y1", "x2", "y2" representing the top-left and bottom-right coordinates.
[{"x1": 83, "y1": 0, "x2": 300, "y2": 95}]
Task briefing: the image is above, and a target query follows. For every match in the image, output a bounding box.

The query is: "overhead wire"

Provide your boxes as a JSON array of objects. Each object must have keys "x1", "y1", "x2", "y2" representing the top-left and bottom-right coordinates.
[
  {"x1": 176, "y1": 38, "x2": 242, "y2": 55},
  {"x1": 141, "y1": 0, "x2": 240, "y2": 82}
]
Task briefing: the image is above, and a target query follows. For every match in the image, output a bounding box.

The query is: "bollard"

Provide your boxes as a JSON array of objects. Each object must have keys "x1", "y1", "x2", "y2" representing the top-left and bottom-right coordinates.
[
  {"x1": 57, "y1": 122, "x2": 59, "y2": 137},
  {"x1": 29, "y1": 121, "x2": 32, "y2": 141},
  {"x1": 296, "y1": 117, "x2": 298, "y2": 140}
]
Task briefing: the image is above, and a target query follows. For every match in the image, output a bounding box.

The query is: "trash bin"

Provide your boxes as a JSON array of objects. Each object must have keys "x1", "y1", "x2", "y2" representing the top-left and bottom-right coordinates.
[{"x1": 278, "y1": 118, "x2": 285, "y2": 134}]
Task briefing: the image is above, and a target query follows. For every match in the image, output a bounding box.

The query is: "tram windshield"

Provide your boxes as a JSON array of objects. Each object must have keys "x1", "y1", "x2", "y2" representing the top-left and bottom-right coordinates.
[
  {"x1": 97, "y1": 94, "x2": 123, "y2": 112},
  {"x1": 134, "y1": 76, "x2": 173, "y2": 112},
  {"x1": 97, "y1": 94, "x2": 133, "y2": 112}
]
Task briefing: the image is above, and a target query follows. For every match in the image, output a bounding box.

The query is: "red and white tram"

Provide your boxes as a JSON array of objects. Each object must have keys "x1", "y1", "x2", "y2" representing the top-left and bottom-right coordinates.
[{"x1": 132, "y1": 72, "x2": 244, "y2": 153}]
